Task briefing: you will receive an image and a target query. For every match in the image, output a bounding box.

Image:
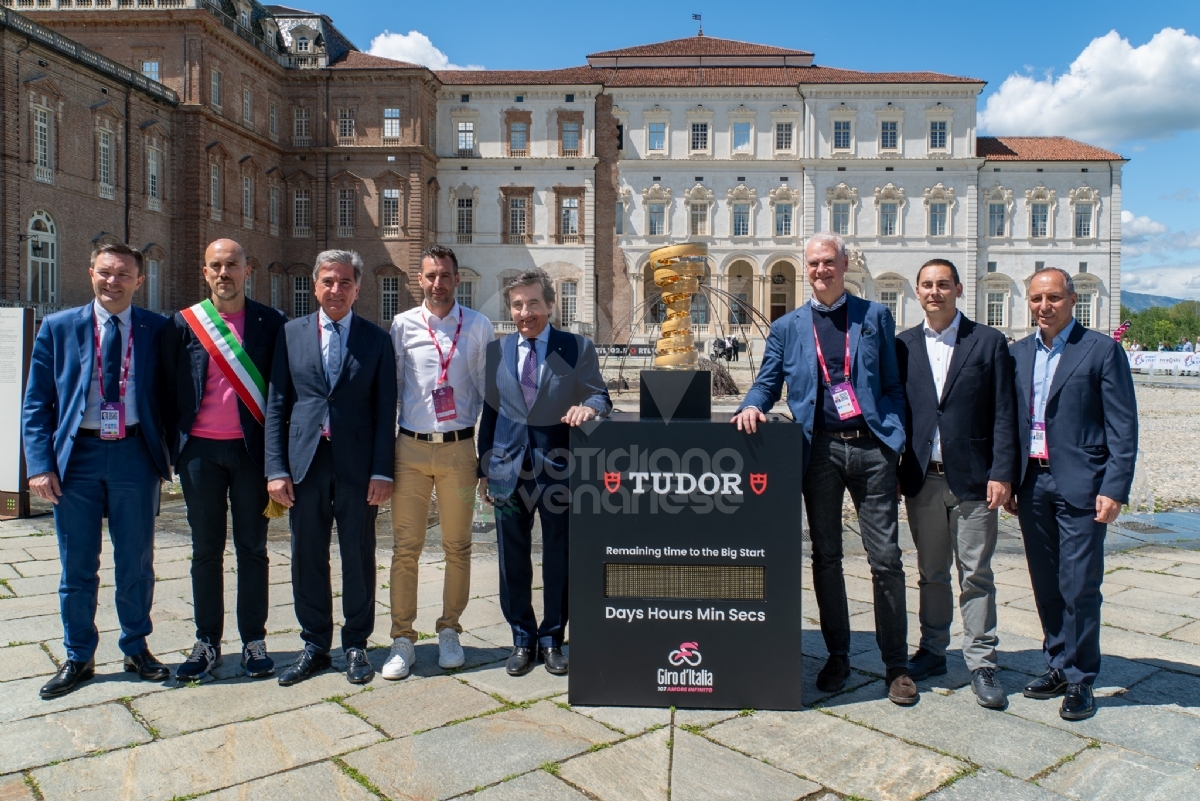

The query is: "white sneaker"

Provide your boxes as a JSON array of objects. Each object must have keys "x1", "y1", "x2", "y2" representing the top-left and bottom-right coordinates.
[
  {"x1": 438, "y1": 629, "x2": 465, "y2": 669},
  {"x1": 381, "y1": 637, "x2": 416, "y2": 680}
]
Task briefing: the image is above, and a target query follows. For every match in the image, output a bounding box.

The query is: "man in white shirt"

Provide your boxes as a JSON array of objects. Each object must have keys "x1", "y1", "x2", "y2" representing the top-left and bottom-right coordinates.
[{"x1": 382, "y1": 245, "x2": 491, "y2": 679}]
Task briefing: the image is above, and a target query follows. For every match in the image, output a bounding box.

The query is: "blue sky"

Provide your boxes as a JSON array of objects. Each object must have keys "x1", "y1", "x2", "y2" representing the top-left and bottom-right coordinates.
[{"x1": 308, "y1": 0, "x2": 1199, "y2": 299}]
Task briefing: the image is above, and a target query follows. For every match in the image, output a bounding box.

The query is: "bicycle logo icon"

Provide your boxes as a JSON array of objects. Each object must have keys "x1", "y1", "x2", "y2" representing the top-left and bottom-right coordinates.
[{"x1": 668, "y1": 641, "x2": 702, "y2": 667}]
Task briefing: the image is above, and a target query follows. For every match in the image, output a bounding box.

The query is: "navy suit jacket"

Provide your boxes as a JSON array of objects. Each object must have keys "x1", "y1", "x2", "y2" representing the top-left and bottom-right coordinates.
[
  {"x1": 22, "y1": 303, "x2": 171, "y2": 481},
  {"x1": 477, "y1": 326, "x2": 611, "y2": 501},
  {"x1": 159, "y1": 298, "x2": 286, "y2": 468},
  {"x1": 896, "y1": 316, "x2": 1019, "y2": 501},
  {"x1": 739, "y1": 295, "x2": 906, "y2": 467},
  {"x1": 264, "y1": 312, "x2": 397, "y2": 486},
  {"x1": 1012, "y1": 322, "x2": 1138, "y2": 508}
]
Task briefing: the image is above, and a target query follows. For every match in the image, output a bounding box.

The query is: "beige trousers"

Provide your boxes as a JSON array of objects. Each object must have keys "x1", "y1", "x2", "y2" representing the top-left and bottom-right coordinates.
[{"x1": 388, "y1": 435, "x2": 479, "y2": 641}]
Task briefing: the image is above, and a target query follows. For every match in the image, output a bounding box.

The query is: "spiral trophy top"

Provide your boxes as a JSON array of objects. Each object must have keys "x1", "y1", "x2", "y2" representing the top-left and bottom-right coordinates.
[{"x1": 649, "y1": 242, "x2": 707, "y2": 369}]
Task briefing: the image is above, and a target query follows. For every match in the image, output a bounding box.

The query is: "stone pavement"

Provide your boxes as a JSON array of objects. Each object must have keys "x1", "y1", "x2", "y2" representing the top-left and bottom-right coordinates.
[{"x1": 1, "y1": 511, "x2": 1199, "y2": 801}]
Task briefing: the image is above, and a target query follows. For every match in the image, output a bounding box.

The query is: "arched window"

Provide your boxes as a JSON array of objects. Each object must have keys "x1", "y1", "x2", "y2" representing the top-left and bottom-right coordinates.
[
  {"x1": 297, "y1": 36, "x2": 310, "y2": 53},
  {"x1": 27, "y1": 211, "x2": 57, "y2": 304}
]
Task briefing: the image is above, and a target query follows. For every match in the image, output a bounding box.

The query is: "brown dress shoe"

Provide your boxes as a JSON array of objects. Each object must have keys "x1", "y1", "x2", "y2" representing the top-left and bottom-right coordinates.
[{"x1": 886, "y1": 668, "x2": 918, "y2": 706}]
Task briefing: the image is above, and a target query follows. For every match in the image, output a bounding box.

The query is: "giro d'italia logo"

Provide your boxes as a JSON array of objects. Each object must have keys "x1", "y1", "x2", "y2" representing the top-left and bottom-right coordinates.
[{"x1": 658, "y1": 642, "x2": 713, "y2": 693}]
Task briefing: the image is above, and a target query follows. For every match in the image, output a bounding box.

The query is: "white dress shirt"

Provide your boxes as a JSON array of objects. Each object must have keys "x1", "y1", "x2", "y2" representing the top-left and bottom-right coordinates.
[
  {"x1": 82, "y1": 300, "x2": 139, "y2": 428},
  {"x1": 517, "y1": 324, "x2": 552, "y2": 391},
  {"x1": 391, "y1": 301, "x2": 490, "y2": 432},
  {"x1": 923, "y1": 311, "x2": 961, "y2": 463}
]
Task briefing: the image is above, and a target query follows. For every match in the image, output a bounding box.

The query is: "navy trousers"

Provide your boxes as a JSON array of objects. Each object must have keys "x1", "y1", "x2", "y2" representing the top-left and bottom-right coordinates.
[
  {"x1": 1017, "y1": 461, "x2": 1106, "y2": 685},
  {"x1": 54, "y1": 434, "x2": 160, "y2": 662},
  {"x1": 494, "y1": 476, "x2": 570, "y2": 649}
]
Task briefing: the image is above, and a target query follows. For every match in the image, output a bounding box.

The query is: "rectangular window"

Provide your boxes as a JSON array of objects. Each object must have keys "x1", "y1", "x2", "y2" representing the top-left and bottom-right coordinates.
[
  {"x1": 146, "y1": 260, "x2": 161, "y2": 311},
  {"x1": 243, "y1": 175, "x2": 253, "y2": 222},
  {"x1": 775, "y1": 203, "x2": 792, "y2": 237},
  {"x1": 293, "y1": 189, "x2": 310, "y2": 232},
  {"x1": 615, "y1": 201, "x2": 624, "y2": 236},
  {"x1": 1031, "y1": 203, "x2": 1049, "y2": 237},
  {"x1": 648, "y1": 122, "x2": 666, "y2": 151},
  {"x1": 33, "y1": 107, "x2": 51, "y2": 182},
  {"x1": 880, "y1": 120, "x2": 898, "y2": 150},
  {"x1": 616, "y1": 123, "x2": 624, "y2": 151},
  {"x1": 987, "y1": 261, "x2": 998, "y2": 273},
  {"x1": 929, "y1": 202, "x2": 947, "y2": 237},
  {"x1": 729, "y1": 293, "x2": 749, "y2": 326},
  {"x1": 1074, "y1": 206, "x2": 1092, "y2": 238},
  {"x1": 293, "y1": 275, "x2": 311, "y2": 317},
  {"x1": 337, "y1": 188, "x2": 355, "y2": 234},
  {"x1": 929, "y1": 120, "x2": 947, "y2": 150},
  {"x1": 98, "y1": 130, "x2": 113, "y2": 187},
  {"x1": 269, "y1": 186, "x2": 280, "y2": 229},
  {"x1": 456, "y1": 280, "x2": 474, "y2": 310},
  {"x1": 457, "y1": 121, "x2": 474, "y2": 154},
  {"x1": 270, "y1": 274, "x2": 280, "y2": 309},
  {"x1": 337, "y1": 108, "x2": 355, "y2": 143},
  {"x1": 775, "y1": 122, "x2": 793, "y2": 151},
  {"x1": 732, "y1": 204, "x2": 750, "y2": 237},
  {"x1": 691, "y1": 292, "x2": 709, "y2": 325},
  {"x1": 383, "y1": 107, "x2": 401, "y2": 142},
  {"x1": 987, "y1": 292, "x2": 1006, "y2": 327},
  {"x1": 732, "y1": 122, "x2": 751, "y2": 153},
  {"x1": 690, "y1": 122, "x2": 708, "y2": 151},
  {"x1": 689, "y1": 204, "x2": 708, "y2": 236},
  {"x1": 293, "y1": 107, "x2": 310, "y2": 144},
  {"x1": 269, "y1": 103, "x2": 278, "y2": 137},
  {"x1": 880, "y1": 202, "x2": 898, "y2": 236},
  {"x1": 561, "y1": 196, "x2": 580, "y2": 237},
  {"x1": 141, "y1": 60, "x2": 160, "y2": 83},
  {"x1": 147, "y1": 147, "x2": 160, "y2": 203},
  {"x1": 880, "y1": 290, "x2": 898, "y2": 319},
  {"x1": 456, "y1": 198, "x2": 473, "y2": 242},
  {"x1": 243, "y1": 270, "x2": 254, "y2": 300},
  {"x1": 380, "y1": 276, "x2": 399, "y2": 322},
  {"x1": 561, "y1": 281, "x2": 578, "y2": 326},
  {"x1": 1035, "y1": 261, "x2": 1046, "y2": 271},
  {"x1": 832, "y1": 202, "x2": 850, "y2": 235},
  {"x1": 243, "y1": 88, "x2": 252, "y2": 124},
  {"x1": 210, "y1": 163, "x2": 221, "y2": 213},
  {"x1": 509, "y1": 196, "x2": 527, "y2": 240},
  {"x1": 561, "y1": 121, "x2": 580, "y2": 156},
  {"x1": 211, "y1": 70, "x2": 222, "y2": 107},
  {"x1": 833, "y1": 120, "x2": 851, "y2": 150},
  {"x1": 382, "y1": 188, "x2": 400, "y2": 234},
  {"x1": 648, "y1": 203, "x2": 665, "y2": 236},
  {"x1": 1076, "y1": 293, "x2": 1093, "y2": 328},
  {"x1": 509, "y1": 121, "x2": 527, "y2": 155},
  {"x1": 989, "y1": 203, "x2": 1006, "y2": 237},
  {"x1": 1079, "y1": 261, "x2": 1088, "y2": 273}
]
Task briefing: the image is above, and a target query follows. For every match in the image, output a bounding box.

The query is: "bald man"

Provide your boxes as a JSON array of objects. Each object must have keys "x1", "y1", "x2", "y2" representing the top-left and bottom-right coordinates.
[{"x1": 160, "y1": 239, "x2": 287, "y2": 680}]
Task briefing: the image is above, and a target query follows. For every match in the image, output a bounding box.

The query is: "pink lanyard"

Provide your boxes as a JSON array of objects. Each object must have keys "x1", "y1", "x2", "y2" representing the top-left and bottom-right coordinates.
[
  {"x1": 422, "y1": 308, "x2": 463, "y2": 386},
  {"x1": 93, "y1": 315, "x2": 134, "y2": 402},
  {"x1": 812, "y1": 325, "x2": 851, "y2": 385}
]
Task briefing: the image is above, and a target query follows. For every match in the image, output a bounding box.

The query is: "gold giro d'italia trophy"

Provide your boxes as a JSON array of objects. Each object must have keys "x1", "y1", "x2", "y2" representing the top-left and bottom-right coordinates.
[{"x1": 641, "y1": 242, "x2": 711, "y2": 420}]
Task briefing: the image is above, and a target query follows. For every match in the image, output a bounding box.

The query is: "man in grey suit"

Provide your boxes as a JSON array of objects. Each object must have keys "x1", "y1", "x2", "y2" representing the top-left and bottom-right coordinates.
[{"x1": 265, "y1": 250, "x2": 397, "y2": 686}]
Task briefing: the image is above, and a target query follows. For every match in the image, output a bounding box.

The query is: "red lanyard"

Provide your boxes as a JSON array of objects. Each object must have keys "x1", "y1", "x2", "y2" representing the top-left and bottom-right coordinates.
[
  {"x1": 812, "y1": 324, "x2": 851, "y2": 385},
  {"x1": 93, "y1": 314, "x2": 134, "y2": 402},
  {"x1": 422, "y1": 307, "x2": 463, "y2": 386}
]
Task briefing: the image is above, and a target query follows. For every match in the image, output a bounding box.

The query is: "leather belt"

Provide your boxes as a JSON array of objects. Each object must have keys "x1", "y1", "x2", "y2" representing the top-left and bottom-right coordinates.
[
  {"x1": 927, "y1": 461, "x2": 946, "y2": 475},
  {"x1": 820, "y1": 428, "x2": 871, "y2": 441},
  {"x1": 399, "y1": 426, "x2": 474, "y2": 444},
  {"x1": 1029, "y1": 457, "x2": 1050, "y2": 469},
  {"x1": 78, "y1": 424, "x2": 141, "y2": 439}
]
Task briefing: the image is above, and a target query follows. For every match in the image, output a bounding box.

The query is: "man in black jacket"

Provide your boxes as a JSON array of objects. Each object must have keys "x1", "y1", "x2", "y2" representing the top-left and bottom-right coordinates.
[
  {"x1": 896, "y1": 259, "x2": 1018, "y2": 708},
  {"x1": 160, "y1": 239, "x2": 286, "y2": 681}
]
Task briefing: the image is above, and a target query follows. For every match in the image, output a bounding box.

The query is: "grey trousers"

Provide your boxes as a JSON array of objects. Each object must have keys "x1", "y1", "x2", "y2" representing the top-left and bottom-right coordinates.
[{"x1": 905, "y1": 472, "x2": 999, "y2": 671}]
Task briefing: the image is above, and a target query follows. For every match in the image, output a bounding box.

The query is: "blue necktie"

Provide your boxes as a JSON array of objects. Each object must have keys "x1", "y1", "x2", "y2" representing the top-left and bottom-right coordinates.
[
  {"x1": 521, "y1": 339, "x2": 538, "y2": 409},
  {"x1": 103, "y1": 316, "x2": 121, "y2": 402},
  {"x1": 325, "y1": 320, "x2": 343, "y2": 387}
]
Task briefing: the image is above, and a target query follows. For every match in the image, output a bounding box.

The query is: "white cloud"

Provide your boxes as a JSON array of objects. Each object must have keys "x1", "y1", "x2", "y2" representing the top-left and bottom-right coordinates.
[
  {"x1": 1122, "y1": 210, "x2": 1168, "y2": 238},
  {"x1": 979, "y1": 28, "x2": 1200, "y2": 146},
  {"x1": 367, "y1": 30, "x2": 483, "y2": 71},
  {"x1": 1122, "y1": 272, "x2": 1159, "y2": 291},
  {"x1": 1122, "y1": 264, "x2": 1200, "y2": 300}
]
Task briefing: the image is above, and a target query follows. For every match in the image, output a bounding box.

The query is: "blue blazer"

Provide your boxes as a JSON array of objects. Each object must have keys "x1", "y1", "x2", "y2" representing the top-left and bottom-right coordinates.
[
  {"x1": 739, "y1": 295, "x2": 905, "y2": 467},
  {"x1": 264, "y1": 312, "x2": 397, "y2": 486},
  {"x1": 1012, "y1": 322, "x2": 1138, "y2": 508},
  {"x1": 22, "y1": 303, "x2": 171, "y2": 481},
  {"x1": 477, "y1": 326, "x2": 611, "y2": 501}
]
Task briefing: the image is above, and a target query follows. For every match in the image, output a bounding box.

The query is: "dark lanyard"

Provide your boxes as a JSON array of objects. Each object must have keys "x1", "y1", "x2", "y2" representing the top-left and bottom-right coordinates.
[
  {"x1": 93, "y1": 315, "x2": 134, "y2": 402},
  {"x1": 423, "y1": 307, "x2": 463, "y2": 386}
]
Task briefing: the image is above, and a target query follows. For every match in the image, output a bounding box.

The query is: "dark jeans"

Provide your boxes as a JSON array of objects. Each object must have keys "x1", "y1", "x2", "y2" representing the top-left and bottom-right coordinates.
[
  {"x1": 177, "y1": 436, "x2": 270, "y2": 645},
  {"x1": 804, "y1": 432, "x2": 908, "y2": 668},
  {"x1": 494, "y1": 477, "x2": 570, "y2": 649}
]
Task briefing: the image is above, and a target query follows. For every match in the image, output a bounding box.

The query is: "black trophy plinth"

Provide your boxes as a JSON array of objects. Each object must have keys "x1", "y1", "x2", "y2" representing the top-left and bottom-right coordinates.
[{"x1": 639, "y1": 369, "x2": 711, "y2": 421}]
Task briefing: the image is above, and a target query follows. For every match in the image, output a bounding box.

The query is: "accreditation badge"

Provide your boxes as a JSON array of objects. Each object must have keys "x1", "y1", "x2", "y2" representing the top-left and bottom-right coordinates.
[
  {"x1": 829, "y1": 381, "x2": 862, "y2": 420},
  {"x1": 1030, "y1": 422, "x2": 1048, "y2": 460},
  {"x1": 99, "y1": 401, "x2": 126, "y2": 440},
  {"x1": 432, "y1": 385, "x2": 457, "y2": 422}
]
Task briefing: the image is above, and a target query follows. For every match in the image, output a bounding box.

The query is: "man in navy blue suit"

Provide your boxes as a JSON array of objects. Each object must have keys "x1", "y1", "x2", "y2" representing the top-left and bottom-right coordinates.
[
  {"x1": 477, "y1": 268, "x2": 610, "y2": 677},
  {"x1": 1004, "y1": 267, "x2": 1137, "y2": 721},
  {"x1": 733, "y1": 232, "x2": 915, "y2": 705},
  {"x1": 23, "y1": 243, "x2": 172, "y2": 698}
]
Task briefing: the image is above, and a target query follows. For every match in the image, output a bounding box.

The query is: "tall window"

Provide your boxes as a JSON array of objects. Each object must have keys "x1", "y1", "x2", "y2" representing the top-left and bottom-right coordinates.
[
  {"x1": 690, "y1": 122, "x2": 708, "y2": 152},
  {"x1": 986, "y1": 292, "x2": 1006, "y2": 327},
  {"x1": 244, "y1": 269, "x2": 254, "y2": 300},
  {"x1": 833, "y1": 120, "x2": 851, "y2": 150},
  {"x1": 879, "y1": 290, "x2": 898, "y2": 319},
  {"x1": 689, "y1": 203, "x2": 707, "y2": 236},
  {"x1": 269, "y1": 186, "x2": 280, "y2": 231},
  {"x1": 1074, "y1": 206, "x2": 1093, "y2": 238},
  {"x1": 98, "y1": 130, "x2": 113, "y2": 189},
  {"x1": 560, "y1": 281, "x2": 578, "y2": 326},
  {"x1": 929, "y1": 202, "x2": 947, "y2": 237},
  {"x1": 456, "y1": 280, "x2": 474, "y2": 310},
  {"x1": 380, "y1": 276, "x2": 399, "y2": 321},
  {"x1": 732, "y1": 204, "x2": 750, "y2": 237},
  {"x1": 33, "y1": 107, "x2": 52, "y2": 183},
  {"x1": 383, "y1": 107, "x2": 401, "y2": 142},
  {"x1": 293, "y1": 107, "x2": 310, "y2": 144},
  {"x1": 210, "y1": 163, "x2": 221, "y2": 216},
  {"x1": 337, "y1": 108, "x2": 355, "y2": 143},
  {"x1": 732, "y1": 122, "x2": 751, "y2": 153},
  {"x1": 561, "y1": 121, "x2": 580, "y2": 156},
  {"x1": 648, "y1": 122, "x2": 666, "y2": 151},
  {"x1": 457, "y1": 121, "x2": 474, "y2": 155},
  {"x1": 296, "y1": 36, "x2": 309, "y2": 52},
  {"x1": 27, "y1": 211, "x2": 57, "y2": 304},
  {"x1": 729, "y1": 293, "x2": 749, "y2": 325},
  {"x1": 147, "y1": 147, "x2": 161, "y2": 208},
  {"x1": 211, "y1": 70, "x2": 222, "y2": 107},
  {"x1": 561, "y1": 196, "x2": 580, "y2": 239},
  {"x1": 615, "y1": 201, "x2": 624, "y2": 235},
  {"x1": 648, "y1": 203, "x2": 665, "y2": 236},
  {"x1": 1031, "y1": 203, "x2": 1049, "y2": 238},
  {"x1": 243, "y1": 88, "x2": 252, "y2": 124},
  {"x1": 775, "y1": 203, "x2": 792, "y2": 237},
  {"x1": 243, "y1": 175, "x2": 254, "y2": 223},
  {"x1": 509, "y1": 121, "x2": 527, "y2": 155},
  {"x1": 293, "y1": 189, "x2": 310, "y2": 233},
  {"x1": 929, "y1": 120, "x2": 947, "y2": 150},
  {"x1": 880, "y1": 120, "x2": 898, "y2": 150},
  {"x1": 1076, "y1": 293, "x2": 1094, "y2": 328},
  {"x1": 832, "y1": 202, "x2": 851, "y2": 235},
  {"x1": 456, "y1": 198, "x2": 473, "y2": 242},
  {"x1": 146, "y1": 259, "x2": 161, "y2": 311},
  {"x1": 293, "y1": 275, "x2": 311, "y2": 316},
  {"x1": 690, "y1": 292, "x2": 709, "y2": 325},
  {"x1": 269, "y1": 103, "x2": 278, "y2": 137},
  {"x1": 508, "y1": 196, "x2": 528, "y2": 241},
  {"x1": 270, "y1": 274, "x2": 281, "y2": 309},
  {"x1": 337, "y1": 188, "x2": 355, "y2": 235},
  {"x1": 141, "y1": 60, "x2": 160, "y2": 82},
  {"x1": 775, "y1": 122, "x2": 793, "y2": 151},
  {"x1": 381, "y1": 188, "x2": 400, "y2": 235},
  {"x1": 988, "y1": 203, "x2": 1006, "y2": 237},
  {"x1": 880, "y1": 202, "x2": 898, "y2": 236}
]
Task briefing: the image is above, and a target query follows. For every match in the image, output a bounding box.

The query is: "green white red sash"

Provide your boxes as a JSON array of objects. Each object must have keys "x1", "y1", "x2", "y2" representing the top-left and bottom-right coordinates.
[{"x1": 180, "y1": 299, "x2": 267, "y2": 424}]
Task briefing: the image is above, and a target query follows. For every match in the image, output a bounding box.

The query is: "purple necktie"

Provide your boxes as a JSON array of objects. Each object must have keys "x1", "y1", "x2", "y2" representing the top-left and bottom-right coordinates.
[{"x1": 521, "y1": 338, "x2": 538, "y2": 409}]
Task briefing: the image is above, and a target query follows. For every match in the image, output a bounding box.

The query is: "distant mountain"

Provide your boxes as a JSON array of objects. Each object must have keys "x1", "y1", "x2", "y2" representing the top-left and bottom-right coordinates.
[{"x1": 1121, "y1": 291, "x2": 1191, "y2": 313}]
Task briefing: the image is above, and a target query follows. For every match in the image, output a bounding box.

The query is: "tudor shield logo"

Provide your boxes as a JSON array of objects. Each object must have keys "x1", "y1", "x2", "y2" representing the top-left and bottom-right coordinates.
[
  {"x1": 604, "y1": 472, "x2": 622, "y2": 493},
  {"x1": 749, "y1": 473, "x2": 767, "y2": 495}
]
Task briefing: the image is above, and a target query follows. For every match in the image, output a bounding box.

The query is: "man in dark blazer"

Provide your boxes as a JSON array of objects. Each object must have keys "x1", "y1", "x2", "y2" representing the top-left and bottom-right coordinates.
[
  {"x1": 733, "y1": 232, "x2": 916, "y2": 706},
  {"x1": 160, "y1": 239, "x2": 286, "y2": 681},
  {"x1": 1004, "y1": 267, "x2": 1137, "y2": 721},
  {"x1": 23, "y1": 243, "x2": 172, "y2": 698},
  {"x1": 478, "y1": 268, "x2": 611, "y2": 677},
  {"x1": 265, "y1": 250, "x2": 397, "y2": 686},
  {"x1": 896, "y1": 259, "x2": 1018, "y2": 709}
]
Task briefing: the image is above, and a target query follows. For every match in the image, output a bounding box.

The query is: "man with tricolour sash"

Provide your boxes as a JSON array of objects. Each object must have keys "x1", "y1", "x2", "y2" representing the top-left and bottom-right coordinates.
[{"x1": 161, "y1": 239, "x2": 287, "y2": 680}]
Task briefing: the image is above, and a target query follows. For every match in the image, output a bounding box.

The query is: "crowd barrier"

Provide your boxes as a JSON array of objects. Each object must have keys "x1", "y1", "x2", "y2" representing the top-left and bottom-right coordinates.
[{"x1": 1126, "y1": 351, "x2": 1200, "y2": 376}]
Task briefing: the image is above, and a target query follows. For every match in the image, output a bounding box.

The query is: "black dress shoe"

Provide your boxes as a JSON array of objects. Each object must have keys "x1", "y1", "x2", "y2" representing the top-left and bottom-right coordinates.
[
  {"x1": 905, "y1": 648, "x2": 948, "y2": 682},
  {"x1": 1060, "y1": 683, "x2": 1096, "y2": 720},
  {"x1": 1022, "y1": 668, "x2": 1068, "y2": 699},
  {"x1": 506, "y1": 647, "x2": 535, "y2": 676},
  {"x1": 971, "y1": 667, "x2": 1007, "y2": 709},
  {"x1": 40, "y1": 659, "x2": 96, "y2": 699},
  {"x1": 278, "y1": 650, "x2": 332, "y2": 686},
  {"x1": 539, "y1": 645, "x2": 569, "y2": 675},
  {"x1": 815, "y1": 654, "x2": 851, "y2": 693},
  {"x1": 124, "y1": 649, "x2": 170, "y2": 681},
  {"x1": 345, "y1": 647, "x2": 375, "y2": 685}
]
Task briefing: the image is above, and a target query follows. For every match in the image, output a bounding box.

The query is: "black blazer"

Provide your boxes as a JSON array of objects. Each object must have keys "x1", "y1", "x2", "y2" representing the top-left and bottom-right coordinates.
[
  {"x1": 264, "y1": 312, "x2": 396, "y2": 486},
  {"x1": 160, "y1": 298, "x2": 286, "y2": 468},
  {"x1": 896, "y1": 316, "x2": 1018, "y2": 501}
]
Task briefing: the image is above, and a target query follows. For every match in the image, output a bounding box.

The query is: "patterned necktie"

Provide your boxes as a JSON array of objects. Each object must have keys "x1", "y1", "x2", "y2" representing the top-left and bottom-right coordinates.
[
  {"x1": 520, "y1": 338, "x2": 538, "y2": 409},
  {"x1": 325, "y1": 320, "x2": 343, "y2": 387},
  {"x1": 103, "y1": 316, "x2": 121, "y2": 402}
]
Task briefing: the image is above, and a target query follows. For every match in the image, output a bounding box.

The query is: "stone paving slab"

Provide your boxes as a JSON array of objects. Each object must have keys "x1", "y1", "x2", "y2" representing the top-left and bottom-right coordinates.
[
  {"x1": 558, "y1": 725, "x2": 670, "y2": 801},
  {"x1": 1037, "y1": 744, "x2": 1200, "y2": 801},
  {"x1": 31, "y1": 703, "x2": 381, "y2": 801},
  {"x1": 458, "y1": 656, "x2": 570, "y2": 703},
  {"x1": 569, "y1": 704, "x2": 670, "y2": 735},
  {"x1": 346, "y1": 674, "x2": 503, "y2": 737},
  {"x1": 0, "y1": 702, "x2": 151, "y2": 774},
  {"x1": 471, "y1": 770, "x2": 591, "y2": 801},
  {"x1": 1104, "y1": 585, "x2": 1200, "y2": 619},
  {"x1": 203, "y1": 761, "x2": 378, "y2": 800},
  {"x1": 924, "y1": 769, "x2": 1069, "y2": 800},
  {"x1": 0, "y1": 670, "x2": 173, "y2": 725},
  {"x1": 0, "y1": 643, "x2": 56, "y2": 681},
  {"x1": 670, "y1": 729, "x2": 823, "y2": 801},
  {"x1": 1122, "y1": 667, "x2": 1200, "y2": 716},
  {"x1": 0, "y1": 777, "x2": 35, "y2": 801}
]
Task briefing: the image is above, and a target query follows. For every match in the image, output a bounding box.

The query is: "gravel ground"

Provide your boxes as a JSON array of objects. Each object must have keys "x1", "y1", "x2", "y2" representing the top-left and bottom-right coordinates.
[{"x1": 1131, "y1": 385, "x2": 1200, "y2": 509}]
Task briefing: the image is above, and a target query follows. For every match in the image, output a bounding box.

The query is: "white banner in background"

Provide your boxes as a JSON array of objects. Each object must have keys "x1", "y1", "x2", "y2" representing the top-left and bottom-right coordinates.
[{"x1": 1127, "y1": 351, "x2": 1200, "y2": 374}]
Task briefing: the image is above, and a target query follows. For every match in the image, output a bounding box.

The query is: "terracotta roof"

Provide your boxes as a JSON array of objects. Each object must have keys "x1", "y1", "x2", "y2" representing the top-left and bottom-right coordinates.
[
  {"x1": 594, "y1": 65, "x2": 982, "y2": 87},
  {"x1": 329, "y1": 51, "x2": 424, "y2": 70},
  {"x1": 435, "y1": 66, "x2": 603, "y2": 85},
  {"x1": 978, "y1": 136, "x2": 1124, "y2": 161},
  {"x1": 589, "y1": 35, "x2": 811, "y2": 59},
  {"x1": 800, "y1": 66, "x2": 982, "y2": 84}
]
